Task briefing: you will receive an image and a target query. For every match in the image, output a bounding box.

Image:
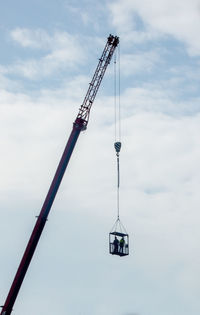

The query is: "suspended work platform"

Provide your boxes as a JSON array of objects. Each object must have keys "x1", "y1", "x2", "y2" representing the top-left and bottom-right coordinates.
[
  {"x1": 109, "y1": 218, "x2": 129, "y2": 257},
  {"x1": 109, "y1": 231, "x2": 129, "y2": 257}
]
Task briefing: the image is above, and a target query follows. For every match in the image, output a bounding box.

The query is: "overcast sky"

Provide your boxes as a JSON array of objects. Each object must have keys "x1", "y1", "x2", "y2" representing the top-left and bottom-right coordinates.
[{"x1": 0, "y1": 1, "x2": 200, "y2": 314}]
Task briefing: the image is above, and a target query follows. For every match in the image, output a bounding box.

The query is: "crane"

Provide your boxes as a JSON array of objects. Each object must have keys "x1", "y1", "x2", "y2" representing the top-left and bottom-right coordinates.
[{"x1": 0, "y1": 34, "x2": 119, "y2": 315}]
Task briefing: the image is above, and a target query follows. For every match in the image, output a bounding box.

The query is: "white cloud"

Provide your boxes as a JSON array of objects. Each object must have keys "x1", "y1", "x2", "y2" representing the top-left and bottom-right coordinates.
[
  {"x1": 119, "y1": 86, "x2": 179, "y2": 116},
  {"x1": 64, "y1": 4, "x2": 91, "y2": 26},
  {"x1": 10, "y1": 28, "x2": 52, "y2": 49},
  {"x1": 7, "y1": 29, "x2": 85, "y2": 79},
  {"x1": 109, "y1": 0, "x2": 200, "y2": 55},
  {"x1": 64, "y1": 2, "x2": 109, "y2": 31},
  {"x1": 121, "y1": 50, "x2": 162, "y2": 76},
  {"x1": 0, "y1": 67, "x2": 21, "y2": 90}
]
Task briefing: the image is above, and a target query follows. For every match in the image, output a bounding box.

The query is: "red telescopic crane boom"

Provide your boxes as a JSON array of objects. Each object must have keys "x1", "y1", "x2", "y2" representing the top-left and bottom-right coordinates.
[{"x1": 0, "y1": 34, "x2": 119, "y2": 315}]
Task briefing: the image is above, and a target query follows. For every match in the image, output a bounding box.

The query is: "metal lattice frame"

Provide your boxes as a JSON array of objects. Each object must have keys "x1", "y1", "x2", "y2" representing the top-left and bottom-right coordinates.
[{"x1": 77, "y1": 34, "x2": 119, "y2": 128}]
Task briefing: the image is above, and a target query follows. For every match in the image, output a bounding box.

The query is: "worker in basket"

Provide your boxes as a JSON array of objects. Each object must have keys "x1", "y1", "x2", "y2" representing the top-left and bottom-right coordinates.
[
  {"x1": 119, "y1": 236, "x2": 125, "y2": 254},
  {"x1": 113, "y1": 236, "x2": 119, "y2": 254}
]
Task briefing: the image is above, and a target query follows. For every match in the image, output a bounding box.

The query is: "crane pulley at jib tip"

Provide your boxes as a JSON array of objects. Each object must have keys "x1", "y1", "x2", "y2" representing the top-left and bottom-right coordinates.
[{"x1": 0, "y1": 34, "x2": 119, "y2": 315}]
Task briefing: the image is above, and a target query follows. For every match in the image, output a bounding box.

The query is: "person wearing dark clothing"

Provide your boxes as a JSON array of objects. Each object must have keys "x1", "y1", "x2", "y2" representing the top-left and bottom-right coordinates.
[
  {"x1": 113, "y1": 236, "x2": 119, "y2": 254},
  {"x1": 119, "y1": 237, "x2": 125, "y2": 254}
]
